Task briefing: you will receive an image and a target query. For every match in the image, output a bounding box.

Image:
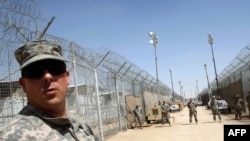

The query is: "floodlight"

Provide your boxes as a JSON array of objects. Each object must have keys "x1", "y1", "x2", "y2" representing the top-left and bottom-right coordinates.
[
  {"x1": 147, "y1": 31, "x2": 160, "y2": 103},
  {"x1": 148, "y1": 32, "x2": 154, "y2": 36},
  {"x1": 208, "y1": 33, "x2": 213, "y2": 45}
]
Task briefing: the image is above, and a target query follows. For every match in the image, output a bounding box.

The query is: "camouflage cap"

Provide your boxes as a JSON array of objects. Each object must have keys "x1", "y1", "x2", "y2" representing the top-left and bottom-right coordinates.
[{"x1": 15, "y1": 40, "x2": 65, "y2": 69}]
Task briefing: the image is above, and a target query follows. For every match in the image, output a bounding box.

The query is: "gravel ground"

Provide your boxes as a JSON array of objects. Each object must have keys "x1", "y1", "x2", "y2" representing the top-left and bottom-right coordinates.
[{"x1": 105, "y1": 106, "x2": 250, "y2": 141}]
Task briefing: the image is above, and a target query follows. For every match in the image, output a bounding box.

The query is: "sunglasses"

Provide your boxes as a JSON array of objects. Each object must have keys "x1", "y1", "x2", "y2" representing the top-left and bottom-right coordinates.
[{"x1": 21, "y1": 61, "x2": 66, "y2": 79}]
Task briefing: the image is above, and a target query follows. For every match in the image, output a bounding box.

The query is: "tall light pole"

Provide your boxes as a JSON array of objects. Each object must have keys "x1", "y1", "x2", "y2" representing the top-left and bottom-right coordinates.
[
  {"x1": 148, "y1": 32, "x2": 160, "y2": 103},
  {"x1": 196, "y1": 80, "x2": 199, "y2": 101},
  {"x1": 179, "y1": 81, "x2": 183, "y2": 103},
  {"x1": 204, "y1": 64, "x2": 212, "y2": 100},
  {"x1": 190, "y1": 89, "x2": 193, "y2": 98},
  {"x1": 183, "y1": 90, "x2": 186, "y2": 105},
  {"x1": 169, "y1": 69, "x2": 175, "y2": 103},
  {"x1": 208, "y1": 33, "x2": 220, "y2": 98}
]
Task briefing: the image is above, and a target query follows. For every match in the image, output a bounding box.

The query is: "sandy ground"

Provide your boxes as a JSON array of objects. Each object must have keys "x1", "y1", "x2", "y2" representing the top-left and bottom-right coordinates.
[{"x1": 105, "y1": 106, "x2": 250, "y2": 141}]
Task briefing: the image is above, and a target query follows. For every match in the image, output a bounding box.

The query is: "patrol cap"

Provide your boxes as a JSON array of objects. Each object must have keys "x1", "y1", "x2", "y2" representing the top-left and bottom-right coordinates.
[{"x1": 15, "y1": 40, "x2": 66, "y2": 69}]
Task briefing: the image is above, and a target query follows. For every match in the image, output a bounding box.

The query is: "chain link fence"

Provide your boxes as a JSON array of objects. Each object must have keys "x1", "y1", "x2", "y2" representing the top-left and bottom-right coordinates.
[
  {"x1": 0, "y1": 36, "x2": 179, "y2": 140},
  {"x1": 0, "y1": 1, "x2": 182, "y2": 140},
  {"x1": 199, "y1": 44, "x2": 250, "y2": 114}
]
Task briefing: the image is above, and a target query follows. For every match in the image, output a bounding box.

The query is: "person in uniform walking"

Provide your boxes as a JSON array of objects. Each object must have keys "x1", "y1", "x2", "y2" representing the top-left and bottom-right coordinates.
[
  {"x1": 187, "y1": 98, "x2": 198, "y2": 124},
  {"x1": 210, "y1": 96, "x2": 221, "y2": 122},
  {"x1": 133, "y1": 104, "x2": 143, "y2": 129},
  {"x1": 0, "y1": 40, "x2": 98, "y2": 141},
  {"x1": 234, "y1": 94, "x2": 243, "y2": 120},
  {"x1": 246, "y1": 91, "x2": 250, "y2": 119},
  {"x1": 161, "y1": 101, "x2": 171, "y2": 127}
]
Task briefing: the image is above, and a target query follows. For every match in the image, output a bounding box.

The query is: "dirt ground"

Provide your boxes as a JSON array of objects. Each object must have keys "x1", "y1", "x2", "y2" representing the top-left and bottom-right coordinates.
[{"x1": 105, "y1": 106, "x2": 250, "y2": 141}]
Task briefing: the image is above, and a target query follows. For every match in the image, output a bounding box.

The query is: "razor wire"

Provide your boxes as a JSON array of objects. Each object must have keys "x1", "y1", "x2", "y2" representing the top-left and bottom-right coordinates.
[
  {"x1": 0, "y1": 0, "x2": 50, "y2": 42},
  {"x1": 200, "y1": 44, "x2": 250, "y2": 95}
]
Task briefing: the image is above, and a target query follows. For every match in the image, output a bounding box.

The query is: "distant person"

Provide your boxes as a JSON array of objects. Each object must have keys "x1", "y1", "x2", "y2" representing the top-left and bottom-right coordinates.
[
  {"x1": 133, "y1": 104, "x2": 143, "y2": 129},
  {"x1": 246, "y1": 91, "x2": 250, "y2": 119},
  {"x1": 177, "y1": 102, "x2": 182, "y2": 111},
  {"x1": 161, "y1": 101, "x2": 171, "y2": 127},
  {"x1": 234, "y1": 95, "x2": 243, "y2": 120},
  {"x1": 210, "y1": 96, "x2": 221, "y2": 122},
  {"x1": 0, "y1": 40, "x2": 98, "y2": 140},
  {"x1": 187, "y1": 98, "x2": 198, "y2": 124}
]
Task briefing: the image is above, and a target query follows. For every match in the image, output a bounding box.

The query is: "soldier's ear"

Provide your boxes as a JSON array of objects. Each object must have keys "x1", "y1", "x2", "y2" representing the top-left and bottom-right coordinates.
[{"x1": 19, "y1": 78, "x2": 27, "y2": 93}]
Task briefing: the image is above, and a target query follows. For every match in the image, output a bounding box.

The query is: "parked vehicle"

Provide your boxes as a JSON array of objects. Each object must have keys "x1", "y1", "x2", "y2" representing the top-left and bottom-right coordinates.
[
  {"x1": 207, "y1": 100, "x2": 211, "y2": 109},
  {"x1": 170, "y1": 104, "x2": 180, "y2": 112},
  {"x1": 207, "y1": 99, "x2": 231, "y2": 113},
  {"x1": 145, "y1": 105, "x2": 162, "y2": 124},
  {"x1": 197, "y1": 101, "x2": 203, "y2": 106},
  {"x1": 217, "y1": 100, "x2": 231, "y2": 113}
]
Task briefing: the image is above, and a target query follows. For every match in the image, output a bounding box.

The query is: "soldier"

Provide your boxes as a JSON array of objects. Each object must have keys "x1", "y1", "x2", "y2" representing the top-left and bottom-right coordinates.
[
  {"x1": 234, "y1": 94, "x2": 243, "y2": 120},
  {"x1": 161, "y1": 101, "x2": 171, "y2": 127},
  {"x1": 246, "y1": 91, "x2": 250, "y2": 119},
  {"x1": 133, "y1": 104, "x2": 143, "y2": 129},
  {"x1": 0, "y1": 40, "x2": 98, "y2": 140},
  {"x1": 210, "y1": 96, "x2": 221, "y2": 122},
  {"x1": 187, "y1": 98, "x2": 198, "y2": 124}
]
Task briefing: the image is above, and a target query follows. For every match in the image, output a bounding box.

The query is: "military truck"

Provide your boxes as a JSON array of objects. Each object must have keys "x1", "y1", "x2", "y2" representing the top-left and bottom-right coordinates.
[{"x1": 145, "y1": 104, "x2": 162, "y2": 124}]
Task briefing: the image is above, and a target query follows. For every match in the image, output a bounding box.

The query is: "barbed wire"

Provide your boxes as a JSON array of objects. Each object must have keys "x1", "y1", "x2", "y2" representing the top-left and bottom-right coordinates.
[{"x1": 0, "y1": 0, "x2": 49, "y2": 42}]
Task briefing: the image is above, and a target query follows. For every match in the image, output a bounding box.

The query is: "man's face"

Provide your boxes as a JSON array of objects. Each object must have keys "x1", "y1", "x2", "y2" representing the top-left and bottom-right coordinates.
[{"x1": 19, "y1": 60, "x2": 70, "y2": 116}]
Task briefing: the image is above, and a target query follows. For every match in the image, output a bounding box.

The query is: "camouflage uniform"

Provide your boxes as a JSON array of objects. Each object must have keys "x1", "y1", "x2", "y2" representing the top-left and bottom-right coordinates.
[
  {"x1": 234, "y1": 95, "x2": 243, "y2": 120},
  {"x1": 210, "y1": 97, "x2": 221, "y2": 122},
  {"x1": 0, "y1": 104, "x2": 97, "y2": 141},
  {"x1": 187, "y1": 99, "x2": 198, "y2": 124},
  {"x1": 133, "y1": 105, "x2": 142, "y2": 129},
  {"x1": 246, "y1": 93, "x2": 250, "y2": 118},
  {"x1": 161, "y1": 102, "x2": 171, "y2": 126},
  {"x1": 0, "y1": 40, "x2": 98, "y2": 141}
]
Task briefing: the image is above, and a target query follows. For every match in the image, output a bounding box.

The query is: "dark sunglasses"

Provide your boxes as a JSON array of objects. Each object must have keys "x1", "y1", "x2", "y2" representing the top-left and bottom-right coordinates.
[{"x1": 21, "y1": 61, "x2": 66, "y2": 79}]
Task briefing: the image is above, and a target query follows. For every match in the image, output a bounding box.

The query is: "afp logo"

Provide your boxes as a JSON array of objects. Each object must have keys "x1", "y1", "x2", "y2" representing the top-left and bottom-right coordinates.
[{"x1": 224, "y1": 125, "x2": 249, "y2": 141}]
